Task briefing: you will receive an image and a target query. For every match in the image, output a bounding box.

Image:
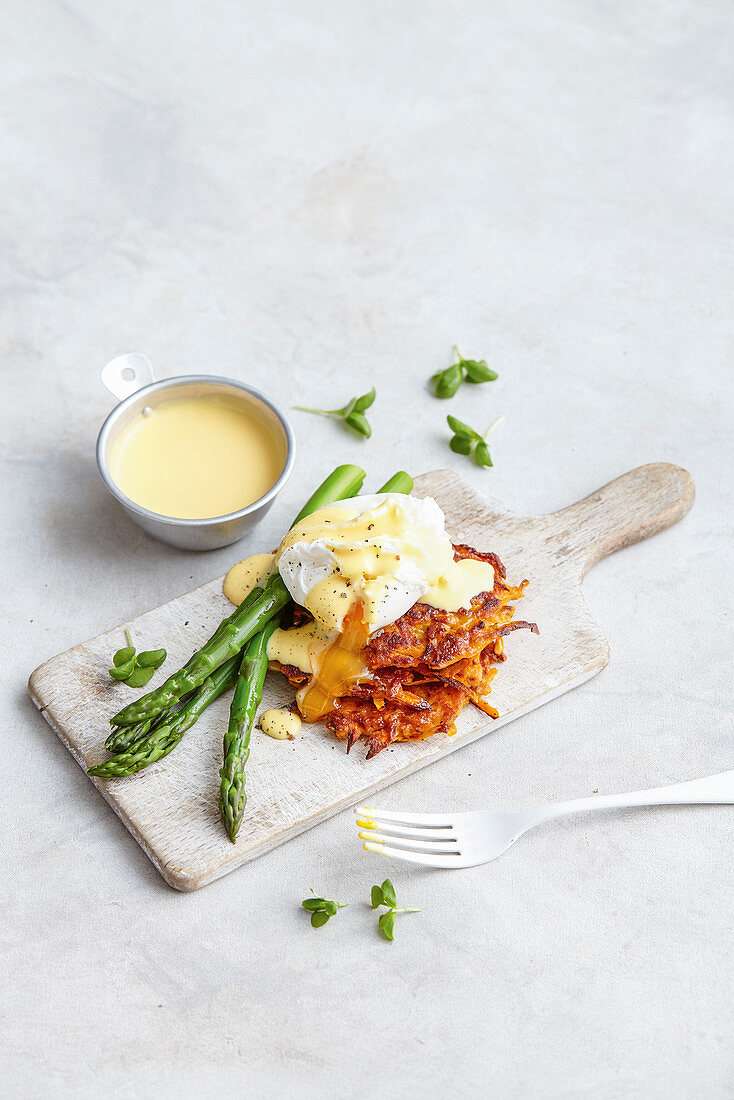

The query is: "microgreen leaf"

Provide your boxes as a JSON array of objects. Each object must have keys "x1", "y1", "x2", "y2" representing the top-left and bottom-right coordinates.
[
  {"x1": 109, "y1": 631, "x2": 167, "y2": 687},
  {"x1": 137, "y1": 648, "x2": 167, "y2": 669},
  {"x1": 378, "y1": 911, "x2": 395, "y2": 940},
  {"x1": 446, "y1": 415, "x2": 503, "y2": 468},
  {"x1": 344, "y1": 411, "x2": 372, "y2": 438},
  {"x1": 370, "y1": 880, "x2": 419, "y2": 940},
  {"x1": 112, "y1": 646, "x2": 136, "y2": 667},
  {"x1": 474, "y1": 441, "x2": 493, "y2": 467},
  {"x1": 463, "y1": 358, "x2": 498, "y2": 383},
  {"x1": 301, "y1": 896, "x2": 347, "y2": 926},
  {"x1": 433, "y1": 363, "x2": 462, "y2": 399},
  {"x1": 109, "y1": 660, "x2": 136, "y2": 681},
  {"x1": 379, "y1": 878, "x2": 397, "y2": 908},
  {"x1": 450, "y1": 434, "x2": 472, "y2": 455},
  {"x1": 446, "y1": 415, "x2": 481, "y2": 441},
  {"x1": 293, "y1": 388, "x2": 376, "y2": 438},
  {"x1": 352, "y1": 386, "x2": 376, "y2": 413},
  {"x1": 125, "y1": 665, "x2": 156, "y2": 688},
  {"x1": 302, "y1": 897, "x2": 329, "y2": 912},
  {"x1": 431, "y1": 347, "x2": 497, "y2": 399}
]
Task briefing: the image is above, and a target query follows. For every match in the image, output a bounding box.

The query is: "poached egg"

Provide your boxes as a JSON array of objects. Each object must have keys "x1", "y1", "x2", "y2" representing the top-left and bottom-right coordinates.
[
  {"x1": 275, "y1": 491, "x2": 495, "y2": 635},
  {"x1": 276, "y1": 493, "x2": 455, "y2": 632}
]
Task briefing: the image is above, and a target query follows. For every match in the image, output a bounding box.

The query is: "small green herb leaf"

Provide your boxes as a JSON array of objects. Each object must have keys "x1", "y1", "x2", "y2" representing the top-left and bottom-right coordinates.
[
  {"x1": 109, "y1": 660, "x2": 136, "y2": 681},
  {"x1": 378, "y1": 911, "x2": 396, "y2": 940},
  {"x1": 450, "y1": 434, "x2": 472, "y2": 455},
  {"x1": 352, "y1": 386, "x2": 376, "y2": 413},
  {"x1": 446, "y1": 415, "x2": 503, "y2": 468},
  {"x1": 433, "y1": 363, "x2": 463, "y2": 399},
  {"x1": 109, "y1": 631, "x2": 167, "y2": 687},
  {"x1": 430, "y1": 347, "x2": 498, "y2": 399},
  {"x1": 137, "y1": 648, "x2": 167, "y2": 669},
  {"x1": 370, "y1": 881, "x2": 420, "y2": 940},
  {"x1": 344, "y1": 411, "x2": 372, "y2": 438},
  {"x1": 463, "y1": 358, "x2": 498, "y2": 383},
  {"x1": 113, "y1": 646, "x2": 136, "y2": 667},
  {"x1": 446, "y1": 415, "x2": 481, "y2": 440},
  {"x1": 293, "y1": 388, "x2": 376, "y2": 438},
  {"x1": 125, "y1": 665, "x2": 156, "y2": 688},
  {"x1": 474, "y1": 442, "x2": 493, "y2": 467},
  {"x1": 302, "y1": 897, "x2": 329, "y2": 912},
  {"x1": 380, "y1": 879, "x2": 397, "y2": 908},
  {"x1": 301, "y1": 896, "x2": 347, "y2": 925}
]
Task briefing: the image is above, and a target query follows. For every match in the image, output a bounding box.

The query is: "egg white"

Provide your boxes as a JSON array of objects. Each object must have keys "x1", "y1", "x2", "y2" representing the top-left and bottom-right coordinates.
[{"x1": 277, "y1": 493, "x2": 449, "y2": 632}]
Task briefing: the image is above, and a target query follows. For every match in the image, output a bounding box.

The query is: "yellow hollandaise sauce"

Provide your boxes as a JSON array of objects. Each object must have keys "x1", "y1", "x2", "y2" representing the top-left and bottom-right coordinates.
[
  {"x1": 223, "y1": 553, "x2": 274, "y2": 605},
  {"x1": 109, "y1": 396, "x2": 285, "y2": 519},
  {"x1": 258, "y1": 708, "x2": 302, "y2": 740}
]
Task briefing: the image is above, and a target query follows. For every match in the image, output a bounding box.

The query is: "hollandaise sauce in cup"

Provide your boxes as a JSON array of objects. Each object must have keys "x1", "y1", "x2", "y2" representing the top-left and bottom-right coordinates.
[{"x1": 96, "y1": 358, "x2": 295, "y2": 550}]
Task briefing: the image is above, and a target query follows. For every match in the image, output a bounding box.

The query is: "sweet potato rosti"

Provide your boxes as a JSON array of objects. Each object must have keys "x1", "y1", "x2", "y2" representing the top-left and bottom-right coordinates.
[{"x1": 271, "y1": 543, "x2": 538, "y2": 758}]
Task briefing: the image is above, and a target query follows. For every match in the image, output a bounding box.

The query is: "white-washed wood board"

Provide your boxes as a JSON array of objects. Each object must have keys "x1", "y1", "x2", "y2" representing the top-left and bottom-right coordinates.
[{"x1": 28, "y1": 463, "x2": 694, "y2": 891}]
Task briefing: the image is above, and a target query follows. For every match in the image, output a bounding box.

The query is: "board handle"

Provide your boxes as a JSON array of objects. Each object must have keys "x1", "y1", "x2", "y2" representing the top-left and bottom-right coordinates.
[{"x1": 549, "y1": 462, "x2": 695, "y2": 576}]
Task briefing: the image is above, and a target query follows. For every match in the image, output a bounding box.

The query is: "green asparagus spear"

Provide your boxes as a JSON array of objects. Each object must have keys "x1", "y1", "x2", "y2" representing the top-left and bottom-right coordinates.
[
  {"x1": 105, "y1": 715, "x2": 155, "y2": 753},
  {"x1": 105, "y1": 582, "x2": 269, "y2": 754},
  {"x1": 111, "y1": 466, "x2": 366, "y2": 728},
  {"x1": 100, "y1": 591, "x2": 273, "y2": 759},
  {"x1": 89, "y1": 656, "x2": 240, "y2": 778},
  {"x1": 219, "y1": 618, "x2": 279, "y2": 842},
  {"x1": 289, "y1": 464, "x2": 366, "y2": 526},
  {"x1": 189, "y1": 582, "x2": 264, "y2": 653},
  {"x1": 105, "y1": 699, "x2": 187, "y2": 752},
  {"x1": 110, "y1": 580, "x2": 290, "y2": 727},
  {"x1": 376, "y1": 471, "x2": 414, "y2": 494}
]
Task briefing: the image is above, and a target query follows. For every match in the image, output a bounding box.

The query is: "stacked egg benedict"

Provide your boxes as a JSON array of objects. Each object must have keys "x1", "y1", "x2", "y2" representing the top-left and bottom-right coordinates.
[{"x1": 224, "y1": 491, "x2": 536, "y2": 755}]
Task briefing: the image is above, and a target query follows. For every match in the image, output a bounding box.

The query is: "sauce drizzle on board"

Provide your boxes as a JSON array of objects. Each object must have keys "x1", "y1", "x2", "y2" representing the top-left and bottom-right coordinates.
[
  {"x1": 258, "y1": 708, "x2": 302, "y2": 740},
  {"x1": 223, "y1": 554, "x2": 274, "y2": 605}
]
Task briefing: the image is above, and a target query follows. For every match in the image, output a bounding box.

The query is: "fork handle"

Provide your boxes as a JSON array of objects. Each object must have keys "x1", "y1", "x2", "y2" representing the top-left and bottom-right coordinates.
[{"x1": 531, "y1": 768, "x2": 734, "y2": 826}]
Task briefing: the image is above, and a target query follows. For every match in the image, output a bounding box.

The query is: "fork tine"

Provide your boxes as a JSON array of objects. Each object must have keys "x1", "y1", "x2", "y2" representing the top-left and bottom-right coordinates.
[
  {"x1": 358, "y1": 831, "x2": 458, "y2": 852},
  {"x1": 362, "y1": 840, "x2": 461, "y2": 866},
  {"x1": 355, "y1": 806, "x2": 454, "y2": 828},
  {"x1": 357, "y1": 821, "x2": 456, "y2": 841}
]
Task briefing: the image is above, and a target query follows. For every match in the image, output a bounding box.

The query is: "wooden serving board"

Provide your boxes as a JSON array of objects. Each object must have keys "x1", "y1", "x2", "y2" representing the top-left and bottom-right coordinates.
[{"x1": 28, "y1": 464, "x2": 694, "y2": 891}]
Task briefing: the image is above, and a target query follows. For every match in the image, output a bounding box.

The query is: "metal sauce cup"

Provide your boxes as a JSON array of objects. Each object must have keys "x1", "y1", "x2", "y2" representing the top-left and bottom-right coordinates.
[{"x1": 96, "y1": 353, "x2": 296, "y2": 550}]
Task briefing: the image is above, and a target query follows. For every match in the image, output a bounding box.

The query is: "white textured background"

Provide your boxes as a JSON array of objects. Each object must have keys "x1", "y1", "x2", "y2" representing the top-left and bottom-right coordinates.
[{"x1": 2, "y1": 2, "x2": 733, "y2": 1097}]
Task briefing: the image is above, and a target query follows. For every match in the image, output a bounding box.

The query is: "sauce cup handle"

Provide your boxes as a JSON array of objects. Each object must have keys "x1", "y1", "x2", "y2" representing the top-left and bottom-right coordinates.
[{"x1": 101, "y1": 353, "x2": 156, "y2": 401}]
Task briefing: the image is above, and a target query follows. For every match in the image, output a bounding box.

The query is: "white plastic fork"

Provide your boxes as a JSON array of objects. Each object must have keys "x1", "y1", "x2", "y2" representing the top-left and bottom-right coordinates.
[{"x1": 355, "y1": 768, "x2": 734, "y2": 868}]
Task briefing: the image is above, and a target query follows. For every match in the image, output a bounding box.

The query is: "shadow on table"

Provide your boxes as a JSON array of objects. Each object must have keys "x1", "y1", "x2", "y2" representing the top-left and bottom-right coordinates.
[{"x1": 40, "y1": 449, "x2": 188, "y2": 567}]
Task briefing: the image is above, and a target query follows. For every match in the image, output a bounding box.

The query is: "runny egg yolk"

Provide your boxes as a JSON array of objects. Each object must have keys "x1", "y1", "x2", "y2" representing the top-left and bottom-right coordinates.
[{"x1": 296, "y1": 602, "x2": 369, "y2": 722}]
